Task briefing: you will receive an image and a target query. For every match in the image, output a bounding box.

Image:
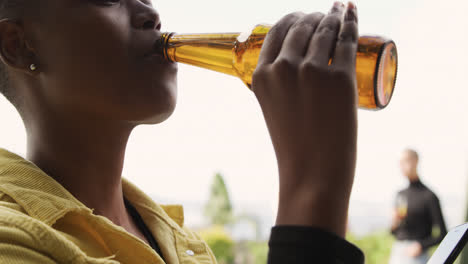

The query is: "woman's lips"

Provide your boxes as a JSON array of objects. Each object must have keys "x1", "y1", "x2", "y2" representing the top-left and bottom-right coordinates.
[
  {"x1": 145, "y1": 52, "x2": 178, "y2": 71},
  {"x1": 145, "y1": 51, "x2": 164, "y2": 60},
  {"x1": 141, "y1": 32, "x2": 177, "y2": 69},
  {"x1": 145, "y1": 50, "x2": 173, "y2": 63}
]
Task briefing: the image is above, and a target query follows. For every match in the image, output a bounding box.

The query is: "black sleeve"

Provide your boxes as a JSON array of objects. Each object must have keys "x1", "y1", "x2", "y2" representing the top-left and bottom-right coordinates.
[
  {"x1": 391, "y1": 224, "x2": 399, "y2": 235},
  {"x1": 390, "y1": 194, "x2": 399, "y2": 235},
  {"x1": 267, "y1": 226, "x2": 364, "y2": 264},
  {"x1": 419, "y1": 194, "x2": 448, "y2": 250}
]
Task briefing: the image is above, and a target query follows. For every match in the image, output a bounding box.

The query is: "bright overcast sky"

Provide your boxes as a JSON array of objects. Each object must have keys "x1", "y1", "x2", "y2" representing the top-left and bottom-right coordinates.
[{"x1": 1, "y1": 0, "x2": 467, "y2": 228}]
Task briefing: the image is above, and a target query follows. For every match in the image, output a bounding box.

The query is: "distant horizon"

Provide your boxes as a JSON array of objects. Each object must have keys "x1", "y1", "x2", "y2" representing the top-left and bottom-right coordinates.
[{"x1": 151, "y1": 188, "x2": 465, "y2": 239}]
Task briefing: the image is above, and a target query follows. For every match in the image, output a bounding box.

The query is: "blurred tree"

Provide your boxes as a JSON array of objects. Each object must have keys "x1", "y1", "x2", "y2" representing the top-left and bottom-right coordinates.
[
  {"x1": 233, "y1": 241, "x2": 268, "y2": 264},
  {"x1": 247, "y1": 241, "x2": 268, "y2": 264},
  {"x1": 204, "y1": 173, "x2": 233, "y2": 226},
  {"x1": 235, "y1": 213, "x2": 262, "y2": 241}
]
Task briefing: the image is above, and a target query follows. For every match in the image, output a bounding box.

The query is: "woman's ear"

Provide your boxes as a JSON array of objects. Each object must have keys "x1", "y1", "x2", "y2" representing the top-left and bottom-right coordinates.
[{"x1": 0, "y1": 19, "x2": 37, "y2": 75}]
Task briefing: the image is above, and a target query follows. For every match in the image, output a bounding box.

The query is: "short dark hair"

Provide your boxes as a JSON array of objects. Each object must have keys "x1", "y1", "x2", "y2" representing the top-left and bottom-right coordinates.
[
  {"x1": 403, "y1": 148, "x2": 419, "y2": 162},
  {"x1": 0, "y1": 0, "x2": 28, "y2": 105}
]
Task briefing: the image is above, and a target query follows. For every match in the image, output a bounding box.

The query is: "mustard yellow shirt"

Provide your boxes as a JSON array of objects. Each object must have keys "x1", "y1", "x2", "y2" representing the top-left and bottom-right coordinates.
[{"x1": 0, "y1": 149, "x2": 217, "y2": 264}]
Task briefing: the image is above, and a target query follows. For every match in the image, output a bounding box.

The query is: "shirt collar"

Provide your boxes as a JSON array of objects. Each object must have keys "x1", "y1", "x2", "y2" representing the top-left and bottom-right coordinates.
[
  {"x1": 0, "y1": 148, "x2": 185, "y2": 230},
  {"x1": 409, "y1": 178, "x2": 424, "y2": 188},
  {"x1": 122, "y1": 177, "x2": 185, "y2": 229}
]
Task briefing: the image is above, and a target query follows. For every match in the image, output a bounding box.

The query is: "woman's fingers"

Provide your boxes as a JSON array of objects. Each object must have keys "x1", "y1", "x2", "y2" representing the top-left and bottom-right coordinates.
[
  {"x1": 275, "y1": 13, "x2": 325, "y2": 61},
  {"x1": 332, "y1": 3, "x2": 359, "y2": 69},
  {"x1": 257, "y1": 12, "x2": 304, "y2": 67},
  {"x1": 305, "y1": 2, "x2": 345, "y2": 66}
]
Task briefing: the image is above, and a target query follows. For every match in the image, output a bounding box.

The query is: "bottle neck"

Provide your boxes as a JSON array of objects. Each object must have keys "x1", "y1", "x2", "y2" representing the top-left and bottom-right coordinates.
[
  {"x1": 160, "y1": 32, "x2": 176, "y2": 62},
  {"x1": 160, "y1": 32, "x2": 241, "y2": 77}
]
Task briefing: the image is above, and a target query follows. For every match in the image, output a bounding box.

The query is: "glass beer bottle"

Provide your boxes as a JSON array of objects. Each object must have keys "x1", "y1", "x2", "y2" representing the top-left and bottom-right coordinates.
[{"x1": 156, "y1": 24, "x2": 398, "y2": 110}]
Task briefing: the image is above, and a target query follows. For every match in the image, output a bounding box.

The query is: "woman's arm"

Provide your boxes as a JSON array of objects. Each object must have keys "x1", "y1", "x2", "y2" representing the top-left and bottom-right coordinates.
[
  {"x1": 255, "y1": 2, "x2": 363, "y2": 263},
  {"x1": 253, "y1": 2, "x2": 359, "y2": 238},
  {"x1": 268, "y1": 226, "x2": 364, "y2": 264},
  {"x1": 419, "y1": 194, "x2": 448, "y2": 250},
  {"x1": 391, "y1": 209, "x2": 402, "y2": 234}
]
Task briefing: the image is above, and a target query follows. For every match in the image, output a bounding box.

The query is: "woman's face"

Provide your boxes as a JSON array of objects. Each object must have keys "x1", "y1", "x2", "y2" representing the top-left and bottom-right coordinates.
[{"x1": 28, "y1": 0, "x2": 178, "y2": 124}]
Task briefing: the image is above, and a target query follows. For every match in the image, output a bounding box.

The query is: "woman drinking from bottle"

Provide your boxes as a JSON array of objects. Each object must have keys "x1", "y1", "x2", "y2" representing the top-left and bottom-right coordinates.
[{"x1": 0, "y1": 1, "x2": 363, "y2": 263}]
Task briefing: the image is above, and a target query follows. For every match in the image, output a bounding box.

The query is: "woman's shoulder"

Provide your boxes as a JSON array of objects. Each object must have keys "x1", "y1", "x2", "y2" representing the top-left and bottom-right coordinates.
[
  {"x1": 0, "y1": 200, "x2": 56, "y2": 259},
  {"x1": 0, "y1": 197, "x2": 56, "y2": 245},
  {"x1": 0, "y1": 200, "x2": 121, "y2": 264},
  {"x1": 0, "y1": 191, "x2": 27, "y2": 214}
]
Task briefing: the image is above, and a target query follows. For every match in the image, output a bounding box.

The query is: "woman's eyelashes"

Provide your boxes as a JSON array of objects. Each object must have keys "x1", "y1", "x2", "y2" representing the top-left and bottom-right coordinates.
[
  {"x1": 140, "y1": 0, "x2": 152, "y2": 6},
  {"x1": 92, "y1": 0, "x2": 120, "y2": 6},
  {"x1": 91, "y1": 0, "x2": 152, "y2": 6}
]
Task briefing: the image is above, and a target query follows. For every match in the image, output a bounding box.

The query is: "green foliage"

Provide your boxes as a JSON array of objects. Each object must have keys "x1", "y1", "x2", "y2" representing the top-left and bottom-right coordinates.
[
  {"x1": 199, "y1": 226, "x2": 235, "y2": 264},
  {"x1": 347, "y1": 231, "x2": 395, "y2": 264},
  {"x1": 460, "y1": 246, "x2": 468, "y2": 264},
  {"x1": 235, "y1": 213, "x2": 262, "y2": 241},
  {"x1": 204, "y1": 173, "x2": 233, "y2": 226},
  {"x1": 247, "y1": 241, "x2": 268, "y2": 264}
]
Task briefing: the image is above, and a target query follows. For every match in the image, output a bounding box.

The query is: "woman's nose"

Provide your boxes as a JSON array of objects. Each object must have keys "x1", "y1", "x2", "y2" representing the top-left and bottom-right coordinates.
[{"x1": 132, "y1": 3, "x2": 161, "y2": 30}]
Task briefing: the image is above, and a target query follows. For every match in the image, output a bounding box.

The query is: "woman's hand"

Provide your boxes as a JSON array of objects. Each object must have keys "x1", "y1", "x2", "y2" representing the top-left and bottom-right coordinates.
[
  {"x1": 252, "y1": 2, "x2": 358, "y2": 237},
  {"x1": 406, "y1": 242, "x2": 423, "y2": 257},
  {"x1": 391, "y1": 209, "x2": 402, "y2": 231}
]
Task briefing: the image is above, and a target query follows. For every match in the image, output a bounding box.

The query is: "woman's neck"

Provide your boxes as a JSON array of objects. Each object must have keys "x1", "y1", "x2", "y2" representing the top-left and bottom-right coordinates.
[{"x1": 25, "y1": 114, "x2": 134, "y2": 225}]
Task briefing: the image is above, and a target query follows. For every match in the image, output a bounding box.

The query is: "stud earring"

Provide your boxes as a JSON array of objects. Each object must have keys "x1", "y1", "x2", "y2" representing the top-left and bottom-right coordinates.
[{"x1": 29, "y1": 64, "x2": 37, "y2": 71}]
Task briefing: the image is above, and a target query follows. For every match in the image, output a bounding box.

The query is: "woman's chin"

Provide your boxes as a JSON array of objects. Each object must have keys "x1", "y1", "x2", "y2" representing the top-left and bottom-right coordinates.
[
  {"x1": 129, "y1": 96, "x2": 177, "y2": 125},
  {"x1": 138, "y1": 108, "x2": 176, "y2": 125},
  {"x1": 113, "y1": 80, "x2": 178, "y2": 125}
]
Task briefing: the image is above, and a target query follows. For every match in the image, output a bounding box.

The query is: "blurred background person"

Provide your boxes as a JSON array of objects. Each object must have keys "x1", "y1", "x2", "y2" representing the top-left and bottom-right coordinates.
[{"x1": 389, "y1": 148, "x2": 447, "y2": 264}]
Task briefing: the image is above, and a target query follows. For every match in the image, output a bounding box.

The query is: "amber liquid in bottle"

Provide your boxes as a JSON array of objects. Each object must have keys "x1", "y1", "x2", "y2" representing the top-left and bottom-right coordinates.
[{"x1": 157, "y1": 24, "x2": 398, "y2": 110}]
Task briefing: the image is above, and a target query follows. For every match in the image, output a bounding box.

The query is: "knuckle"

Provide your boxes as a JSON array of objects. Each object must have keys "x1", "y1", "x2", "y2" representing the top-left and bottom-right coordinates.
[
  {"x1": 331, "y1": 69, "x2": 357, "y2": 99},
  {"x1": 252, "y1": 66, "x2": 269, "y2": 83},
  {"x1": 299, "y1": 61, "x2": 323, "y2": 76},
  {"x1": 269, "y1": 12, "x2": 305, "y2": 39},
  {"x1": 267, "y1": 23, "x2": 282, "y2": 39},
  {"x1": 316, "y1": 17, "x2": 341, "y2": 35},
  {"x1": 304, "y1": 12, "x2": 326, "y2": 26},
  {"x1": 290, "y1": 19, "x2": 314, "y2": 33},
  {"x1": 285, "y1": 11, "x2": 306, "y2": 21},
  {"x1": 290, "y1": 12, "x2": 325, "y2": 32},
  {"x1": 331, "y1": 68, "x2": 353, "y2": 82},
  {"x1": 338, "y1": 29, "x2": 358, "y2": 43},
  {"x1": 274, "y1": 12, "x2": 304, "y2": 30},
  {"x1": 338, "y1": 25, "x2": 359, "y2": 43},
  {"x1": 309, "y1": 12, "x2": 326, "y2": 21},
  {"x1": 252, "y1": 66, "x2": 271, "y2": 94},
  {"x1": 273, "y1": 58, "x2": 298, "y2": 73}
]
